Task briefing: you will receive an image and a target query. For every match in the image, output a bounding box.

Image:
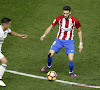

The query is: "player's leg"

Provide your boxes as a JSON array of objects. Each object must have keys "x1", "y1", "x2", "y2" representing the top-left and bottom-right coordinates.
[
  {"x1": 0, "y1": 55, "x2": 8, "y2": 86},
  {"x1": 68, "y1": 53, "x2": 76, "y2": 77},
  {"x1": 41, "y1": 38, "x2": 63, "y2": 72},
  {"x1": 68, "y1": 53, "x2": 77, "y2": 77},
  {"x1": 68, "y1": 53, "x2": 74, "y2": 72},
  {"x1": 47, "y1": 49, "x2": 56, "y2": 67},
  {"x1": 64, "y1": 40, "x2": 77, "y2": 77},
  {"x1": 41, "y1": 49, "x2": 56, "y2": 72},
  {"x1": 41, "y1": 50, "x2": 56, "y2": 72}
]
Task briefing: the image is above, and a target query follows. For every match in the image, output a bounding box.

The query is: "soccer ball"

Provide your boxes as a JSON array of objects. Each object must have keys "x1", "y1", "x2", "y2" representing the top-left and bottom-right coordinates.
[{"x1": 47, "y1": 71, "x2": 57, "y2": 81}]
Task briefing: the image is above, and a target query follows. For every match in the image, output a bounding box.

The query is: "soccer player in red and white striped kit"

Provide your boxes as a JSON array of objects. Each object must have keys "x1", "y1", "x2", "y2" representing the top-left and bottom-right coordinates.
[{"x1": 40, "y1": 5, "x2": 83, "y2": 77}]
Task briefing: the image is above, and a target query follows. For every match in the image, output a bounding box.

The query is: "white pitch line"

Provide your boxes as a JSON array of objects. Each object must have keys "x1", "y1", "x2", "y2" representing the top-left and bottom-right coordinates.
[{"x1": 5, "y1": 70, "x2": 100, "y2": 88}]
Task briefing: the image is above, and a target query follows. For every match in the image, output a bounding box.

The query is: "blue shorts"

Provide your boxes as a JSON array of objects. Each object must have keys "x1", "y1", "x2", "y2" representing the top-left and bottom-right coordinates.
[{"x1": 50, "y1": 38, "x2": 75, "y2": 55}]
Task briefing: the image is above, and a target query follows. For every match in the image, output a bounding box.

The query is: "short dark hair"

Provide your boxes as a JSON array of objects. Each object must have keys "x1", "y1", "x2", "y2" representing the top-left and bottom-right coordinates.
[
  {"x1": 1, "y1": 17, "x2": 11, "y2": 24},
  {"x1": 63, "y1": 5, "x2": 71, "y2": 12}
]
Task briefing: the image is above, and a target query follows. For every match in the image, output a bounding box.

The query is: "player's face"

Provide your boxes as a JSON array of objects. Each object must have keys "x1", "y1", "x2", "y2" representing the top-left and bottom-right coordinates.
[
  {"x1": 5, "y1": 21, "x2": 11, "y2": 29},
  {"x1": 63, "y1": 10, "x2": 71, "y2": 20}
]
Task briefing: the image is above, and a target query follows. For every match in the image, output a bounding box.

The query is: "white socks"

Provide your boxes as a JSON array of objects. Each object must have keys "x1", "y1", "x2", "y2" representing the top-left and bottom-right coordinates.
[{"x1": 0, "y1": 64, "x2": 7, "y2": 79}]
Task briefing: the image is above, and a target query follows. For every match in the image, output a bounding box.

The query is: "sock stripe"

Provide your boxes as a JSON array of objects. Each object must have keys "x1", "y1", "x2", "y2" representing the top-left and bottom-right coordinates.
[{"x1": 1, "y1": 64, "x2": 7, "y2": 68}]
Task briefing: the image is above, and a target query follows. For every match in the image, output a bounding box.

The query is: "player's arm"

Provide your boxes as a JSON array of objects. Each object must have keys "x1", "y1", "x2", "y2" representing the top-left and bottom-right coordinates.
[
  {"x1": 40, "y1": 24, "x2": 53, "y2": 41},
  {"x1": 77, "y1": 27, "x2": 83, "y2": 52},
  {"x1": 9, "y1": 31, "x2": 27, "y2": 39}
]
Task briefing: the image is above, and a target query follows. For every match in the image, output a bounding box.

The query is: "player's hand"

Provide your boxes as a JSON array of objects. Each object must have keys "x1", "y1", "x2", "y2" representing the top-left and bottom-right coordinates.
[
  {"x1": 40, "y1": 34, "x2": 46, "y2": 41},
  {"x1": 40, "y1": 36, "x2": 45, "y2": 41},
  {"x1": 20, "y1": 34, "x2": 27, "y2": 39},
  {"x1": 78, "y1": 45, "x2": 83, "y2": 52}
]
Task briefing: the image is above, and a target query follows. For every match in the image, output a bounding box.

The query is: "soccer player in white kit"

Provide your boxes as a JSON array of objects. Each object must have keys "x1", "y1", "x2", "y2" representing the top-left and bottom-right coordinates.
[
  {"x1": 40, "y1": 6, "x2": 83, "y2": 77},
  {"x1": 0, "y1": 17, "x2": 27, "y2": 86}
]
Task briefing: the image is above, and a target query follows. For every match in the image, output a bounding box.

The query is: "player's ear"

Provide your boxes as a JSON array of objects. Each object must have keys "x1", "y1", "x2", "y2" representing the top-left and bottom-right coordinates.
[{"x1": 70, "y1": 11, "x2": 71, "y2": 14}]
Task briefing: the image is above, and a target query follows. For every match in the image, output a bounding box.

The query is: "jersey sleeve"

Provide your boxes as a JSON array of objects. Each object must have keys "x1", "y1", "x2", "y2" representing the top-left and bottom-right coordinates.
[
  {"x1": 52, "y1": 16, "x2": 60, "y2": 27},
  {"x1": 75, "y1": 19, "x2": 81, "y2": 29},
  {"x1": 8, "y1": 28, "x2": 12, "y2": 33}
]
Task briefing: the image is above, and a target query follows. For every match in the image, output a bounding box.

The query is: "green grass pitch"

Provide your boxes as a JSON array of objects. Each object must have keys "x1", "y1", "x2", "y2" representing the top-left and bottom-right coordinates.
[{"x1": 0, "y1": 0, "x2": 100, "y2": 90}]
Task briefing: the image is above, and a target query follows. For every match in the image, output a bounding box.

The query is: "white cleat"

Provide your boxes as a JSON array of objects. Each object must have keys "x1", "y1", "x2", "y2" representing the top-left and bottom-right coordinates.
[{"x1": 0, "y1": 80, "x2": 6, "y2": 87}]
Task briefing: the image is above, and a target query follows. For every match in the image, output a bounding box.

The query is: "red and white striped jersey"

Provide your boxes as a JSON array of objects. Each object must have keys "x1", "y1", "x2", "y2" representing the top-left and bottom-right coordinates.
[{"x1": 52, "y1": 15, "x2": 81, "y2": 40}]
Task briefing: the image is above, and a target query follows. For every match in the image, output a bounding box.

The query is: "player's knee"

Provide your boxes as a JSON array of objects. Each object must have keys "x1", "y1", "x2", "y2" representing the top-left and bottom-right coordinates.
[
  {"x1": 5, "y1": 60, "x2": 8, "y2": 64},
  {"x1": 69, "y1": 56, "x2": 73, "y2": 62},
  {"x1": 1, "y1": 59, "x2": 8, "y2": 65},
  {"x1": 69, "y1": 59, "x2": 73, "y2": 62}
]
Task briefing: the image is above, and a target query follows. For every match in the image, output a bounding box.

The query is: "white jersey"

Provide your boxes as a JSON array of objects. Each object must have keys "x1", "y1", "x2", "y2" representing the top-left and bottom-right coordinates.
[{"x1": 0, "y1": 25, "x2": 11, "y2": 51}]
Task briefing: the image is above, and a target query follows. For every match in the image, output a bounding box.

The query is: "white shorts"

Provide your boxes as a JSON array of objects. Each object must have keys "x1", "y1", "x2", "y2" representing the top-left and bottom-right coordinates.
[
  {"x1": 0, "y1": 53, "x2": 4, "y2": 59},
  {"x1": 0, "y1": 46, "x2": 4, "y2": 59}
]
